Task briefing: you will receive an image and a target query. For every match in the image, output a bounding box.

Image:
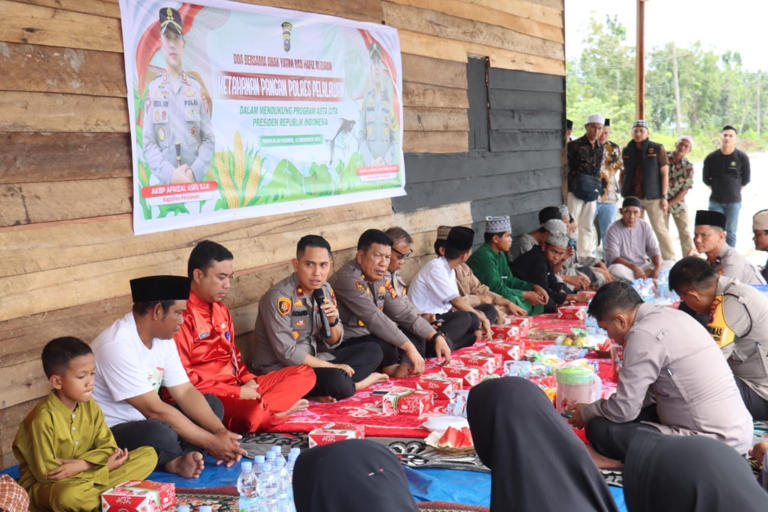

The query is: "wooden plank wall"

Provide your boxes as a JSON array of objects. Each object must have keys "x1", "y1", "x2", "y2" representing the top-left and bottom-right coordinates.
[{"x1": 0, "y1": 0, "x2": 563, "y2": 467}]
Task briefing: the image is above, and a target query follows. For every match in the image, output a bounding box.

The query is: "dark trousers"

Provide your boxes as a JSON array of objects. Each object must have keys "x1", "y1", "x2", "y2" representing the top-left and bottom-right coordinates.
[
  {"x1": 437, "y1": 310, "x2": 479, "y2": 350},
  {"x1": 585, "y1": 405, "x2": 661, "y2": 461},
  {"x1": 111, "y1": 394, "x2": 224, "y2": 469},
  {"x1": 310, "y1": 340, "x2": 384, "y2": 399},
  {"x1": 476, "y1": 303, "x2": 498, "y2": 325},
  {"x1": 735, "y1": 377, "x2": 768, "y2": 420},
  {"x1": 345, "y1": 334, "x2": 402, "y2": 371}
]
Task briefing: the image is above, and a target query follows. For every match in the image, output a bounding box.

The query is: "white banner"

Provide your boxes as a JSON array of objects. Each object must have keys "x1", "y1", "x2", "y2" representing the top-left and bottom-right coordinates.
[{"x1": 119, "y1": 0, "x2": 406, "y2": 234}]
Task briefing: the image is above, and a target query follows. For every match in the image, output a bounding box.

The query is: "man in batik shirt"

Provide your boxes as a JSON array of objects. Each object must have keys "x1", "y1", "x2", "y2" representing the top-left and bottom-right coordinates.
[
  {"x1": 667, "y1": 136, "x2": 695, "y2": 256},
  {"x1": 595, "y1": 118, "x2": 623, "y2": 248}
]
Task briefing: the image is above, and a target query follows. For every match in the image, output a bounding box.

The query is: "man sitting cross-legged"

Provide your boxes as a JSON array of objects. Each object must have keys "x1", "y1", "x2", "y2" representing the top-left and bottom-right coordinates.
[
  {"x1": 174, "y1": 240, "x2": 316, "y2": 432},
  {"x1": 251, "y1": 235, "x2": 389, "y2": 402}
]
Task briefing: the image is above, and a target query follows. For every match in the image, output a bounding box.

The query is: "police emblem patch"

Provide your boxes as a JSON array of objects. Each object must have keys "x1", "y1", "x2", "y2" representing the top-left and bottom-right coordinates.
[
  {"x1": 157, "y1": 127, "x2": 166, "y2": 142},
  {"x1": 294, "y1": 299, "x2": 303, "y2": 307},
  {"x1": 277, "y1": 297, "x2": 292, "y2": 316}
]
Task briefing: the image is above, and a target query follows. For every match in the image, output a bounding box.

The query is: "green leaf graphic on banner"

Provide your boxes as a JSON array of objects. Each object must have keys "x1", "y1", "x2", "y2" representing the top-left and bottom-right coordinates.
[
  {"x1": 210, "y1": 131, "x2": 262, "y2": 209},
  {"x1": 307, "y1": 162, "x2": 334, "y2": 196},
  {"x1": 137, "y1": 161, "x2": 152, "y2": 220},
  {"x1": 259, "y1": 159, "x2": 305, "y2": 203}
]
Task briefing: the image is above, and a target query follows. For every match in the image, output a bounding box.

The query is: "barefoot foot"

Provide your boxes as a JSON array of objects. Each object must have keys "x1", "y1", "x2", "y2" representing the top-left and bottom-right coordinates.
[
  {"x1": 392, "y1": 363, "x2": 413, "y2": 379},
  {"x1": 165, "y1": 451, "x2": 204, "y2": 478},
  {"x1": 355, "y1": 372, "x2": 390, "y2": 390},
  {"x1": 276, "y1": 399, "x2": 310, "y2": 417},
  {"x1": 307, "y1": 395, "x2": 337, "y2": 403}
]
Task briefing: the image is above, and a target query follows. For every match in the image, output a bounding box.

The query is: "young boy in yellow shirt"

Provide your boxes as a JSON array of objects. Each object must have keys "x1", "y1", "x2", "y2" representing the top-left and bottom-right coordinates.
[{"x1": 13, "y1": 337, "x2": 157, "y2": 511}]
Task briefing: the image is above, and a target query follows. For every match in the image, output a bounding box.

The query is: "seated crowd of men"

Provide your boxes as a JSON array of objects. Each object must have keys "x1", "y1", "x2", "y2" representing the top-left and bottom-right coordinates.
[{"x1": 10, "y1": 114, "x2": 768, "y2": 510}]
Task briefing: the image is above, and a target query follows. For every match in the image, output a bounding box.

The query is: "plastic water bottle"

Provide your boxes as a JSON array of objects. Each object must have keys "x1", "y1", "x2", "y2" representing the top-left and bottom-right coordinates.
[
  {"x1": 274, "y1": 458, "x2": 293, "y2": 512},
  {"x1": 200, "y1": 507, "x2": 213, "y2": 512},
  {"x1": 237, "y1": 461, "x2": 259, "y2": 512},
  {"x1": 272, "y1": 446, "x2": 286, "y2": 467},
  {"x1": 177, "y1": 506, "x2": 190, "y2": 512},
  {"x1": 259, "y1": 462, "x2": 279, "y2": 510}
]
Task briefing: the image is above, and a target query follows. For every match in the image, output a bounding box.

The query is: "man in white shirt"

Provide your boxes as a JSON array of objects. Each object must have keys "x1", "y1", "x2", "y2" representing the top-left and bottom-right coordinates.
[
  {"x1": 409, "y1": 227, "x2": 491, "y2": 351},
  {"x1": 91, "y1": 275, "x2": 246, "y2": 479}
]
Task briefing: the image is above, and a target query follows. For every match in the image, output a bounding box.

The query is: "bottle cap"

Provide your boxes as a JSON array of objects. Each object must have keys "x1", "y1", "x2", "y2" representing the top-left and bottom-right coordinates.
[{"x1": 241, "y1": 461, "x2": 252, "y2": 471}]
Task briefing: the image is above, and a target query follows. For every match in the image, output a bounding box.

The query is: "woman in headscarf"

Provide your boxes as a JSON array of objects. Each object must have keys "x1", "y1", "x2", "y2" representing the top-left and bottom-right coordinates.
[
  {"x1": 292, "y1": 438, "x2": 419, "y2": 512},
  {"x1": 468, "y1": 377, "x2": 618, "y2": 512},
  {"x1": 623, "y1": 430, "x2": 768, "y2": 512}
]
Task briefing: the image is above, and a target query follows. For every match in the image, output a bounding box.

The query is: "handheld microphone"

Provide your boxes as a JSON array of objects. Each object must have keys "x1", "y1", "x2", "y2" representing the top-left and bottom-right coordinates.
[{"x1": 312, "y1": 288, "x2": 332, "y2": 338}]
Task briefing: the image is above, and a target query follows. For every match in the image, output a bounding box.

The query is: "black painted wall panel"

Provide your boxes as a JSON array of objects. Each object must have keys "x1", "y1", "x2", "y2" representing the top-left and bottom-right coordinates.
[{"x1": 392, "y1": 59, "x2": 566, "y2": 243}]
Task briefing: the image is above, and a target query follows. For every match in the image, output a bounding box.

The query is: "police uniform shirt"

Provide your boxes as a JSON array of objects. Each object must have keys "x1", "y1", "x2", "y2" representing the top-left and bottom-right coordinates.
[
  {"x1": 329, "y1": 260, "x2": 433, "y2": 346},
  {"x1": 711, "y1": 276, "x2": 768, "y2": 401},
  {"x1": 143, "y1": 71, "x2": 214, "y2": 184},
  {"x1": 251, "y1": 273, "x2": 340, "y2": 374},
  {"x1": 580, "y1": 304, "x2": 753, "y2": 454},
  {"x1": 713, "y1": 244, "x2": 766, "y2": 285}
]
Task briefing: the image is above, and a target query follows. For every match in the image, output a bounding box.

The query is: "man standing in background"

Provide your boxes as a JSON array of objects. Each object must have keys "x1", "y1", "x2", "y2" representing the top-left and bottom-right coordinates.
[
  {"x1": 703, "y1": 125, "x2": 751, "y2": 247},
  {"x1": 753, "y1": 210, "x2": 768, "y2": 283},
  {"x1": 595, "y1": 118, "x2": 623, "y2": 249},
  {"x1": 620, "y1": 120, "x2": 675, "y2": 261},
  {"x1": 666, "y1": 136, "x2": 695, "y2": 257},
  {"x1": 566, "y1": 114, "x2": 604, "y2": 259}
]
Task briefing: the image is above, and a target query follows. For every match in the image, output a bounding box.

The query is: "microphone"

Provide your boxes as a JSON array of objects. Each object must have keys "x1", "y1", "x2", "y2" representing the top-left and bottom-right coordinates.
[{"x1": 312, "y1": 288, "x2": 332, "y2": 338}]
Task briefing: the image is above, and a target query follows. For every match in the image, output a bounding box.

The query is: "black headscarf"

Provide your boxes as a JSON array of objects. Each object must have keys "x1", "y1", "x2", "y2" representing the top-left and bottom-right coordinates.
[
  {"x1": 292, "y1": 439, "x2": 419, "y2": 512},
  {"x1": 468, "y1": 377, "x2": 618, "y2": 512},
  {"x1": 624, "y1": 429, "x2": 768, "y2": 512}
]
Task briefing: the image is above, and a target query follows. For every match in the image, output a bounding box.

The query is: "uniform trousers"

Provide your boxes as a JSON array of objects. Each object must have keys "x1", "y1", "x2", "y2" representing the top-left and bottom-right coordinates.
[
  {"x1": 32, "y1": 446, "x2": 157, "y2": 512},
  {"x1": 309, "y1": 340, "x2": 384, "y2": 399},
  {"x1": 219, "y1": 365, "x2": 316, "y2": 432},
  {"x1": 641, "y1": 198, "x2": 676, "y2": 260},
  {"x1": 585, "y1": 405, "x2": 661, "y2": 461},
  {"x1": 111, "y1": 394, "x2": 224, "y2": 469},
  {"x1": 735, "y1": 377, "x2": 768, "y2": 421}
]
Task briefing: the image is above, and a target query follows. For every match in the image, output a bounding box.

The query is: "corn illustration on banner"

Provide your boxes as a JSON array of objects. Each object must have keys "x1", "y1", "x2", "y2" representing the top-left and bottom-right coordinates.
[{"x1": 119, "y1": 0, "x2": 406, "y2": 235}]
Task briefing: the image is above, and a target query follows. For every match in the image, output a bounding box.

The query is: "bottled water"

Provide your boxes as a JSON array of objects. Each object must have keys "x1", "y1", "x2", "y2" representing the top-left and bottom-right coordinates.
[
  {"x1": 200, "y1": 507, "x2": 212, "y2": 512},
  {"x1": 177, "y1": 507, "x2": 190, "y2": 512},
  {"x1": 274, "y1": 458, "x2": 293, "y2": 512},
  {"x1": 237, "y1": 461, "x2": 259, "y2": 512},
  {"x1": 259, "y1": 462, "x2": 279, "y2": 510},
  {"x1": 272, "y1": 446, "x2": 286, "y2": 467}
]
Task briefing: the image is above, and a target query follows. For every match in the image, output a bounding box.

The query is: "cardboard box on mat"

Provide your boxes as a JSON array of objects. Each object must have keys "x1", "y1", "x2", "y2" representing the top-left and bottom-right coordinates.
[
  {"x1": 557, "y1": 305, "x2": 588, "y2": 321},
  {"x1": 503, "y1": 316, "x2": 532, "y2": 336},
  {"x1": 101, "y1": 480, "x2": 175, "y2": 512},
  {"x1": 382, "y1": 387, "x2": 434, "y2": 415},
  {"x1": 416, "y1": 374, "x2": 463, "y2": 400},
  {"x1": 484, "y1": 342, "x2": 522, "y2": 361},
  {"x1": 308, "y1": 422, "x2": 365, "y2": 448},
  {"x1": 490, "y1": 324, "x2": 521, "y2": 342},
  {"x1": 442, "y1": 363, "x2": 482, "y2": 387},
  {"x1": 458, "y1": 352, "x2": 502, "y2": 374}
]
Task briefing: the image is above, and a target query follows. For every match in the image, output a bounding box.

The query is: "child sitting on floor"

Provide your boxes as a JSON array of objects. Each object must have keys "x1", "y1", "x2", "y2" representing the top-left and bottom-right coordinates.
[{"x1": 13, "y1": 337, "x2": 158, "y2": 512}]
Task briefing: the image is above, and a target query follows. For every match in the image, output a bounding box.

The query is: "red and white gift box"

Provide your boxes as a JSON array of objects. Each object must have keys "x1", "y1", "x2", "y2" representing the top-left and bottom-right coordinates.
[
  {"x1": 416, "y1": 375, "x2": 463, "y2": 400},
  {"x1": 101, "y1": 480, "x2": 175, "y2": 512},
  {"x1": 458, "y1": 353, "x2": 502, "y2": 374},
  {"x1": 442, "y1": 363, "x2": 482, "y2": 387},
  {"x1": 503, "y1": 316, "x2": 532, "y2": 337},
  {"x1": 381, "y1": 387, "x2": 434, "y2": 415},
  {"x1": 557, "y1": 305, "x2": 588, "y2": 321},
  {"x1": 484, "y1": 342, "x2": 522, "y2": 361},
  {"x1": 490, "y1": 324, "x2": 521, "y2": 342},
  {"x1": 308, "y1": 422, "x2": 366, "y2": 448}
]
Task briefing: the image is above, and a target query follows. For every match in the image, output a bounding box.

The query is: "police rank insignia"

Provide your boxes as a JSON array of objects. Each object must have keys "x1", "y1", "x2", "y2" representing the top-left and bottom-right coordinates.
[
  {"x1": 384, "y1": 280, "x2": 397, "y2": 298},
  {"x1": 355, "y1": 281, "x2": 367, "y2": 292},
  {"x1": 296, "y1": 319, "x2": 305, "y2": 327},
  {"x1": 277, "y1": 297, "x2": 292, "y2": 316},
  {"x1": 294, "y1": 299, "x2": 303, "y2": 307},
  {"x1": 357, "y1": 319, "x2": 365, "y2": 327},
  {"x1": 292, "y1": 330, "x2": 300, "y2": 339}
]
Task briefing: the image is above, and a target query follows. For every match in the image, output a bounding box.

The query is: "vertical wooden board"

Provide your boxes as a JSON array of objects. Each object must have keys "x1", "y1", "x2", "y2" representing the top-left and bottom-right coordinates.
[
  {"x1": 402, "y1": 54, "x2": 467, "y2": 89},
  {"x1": 0, "y1": 43, "x2": 126, "y2": 97},
  {"x1": 382, "y1": 2, "x2": 564, "y2": 61},
  {"x1": 0, "y1": 132, "x2": 131, "y2": 184},
  {"x1": 0, "y1": 91, "x2": 128, "y2": 132},
  {"x1": 0, "y1": 0, "x2": 123, "y2": 52},
  {"x1": 404, "y1": 130, "x2": 468, "y2": 153},
  {"x1": 467, "y1": 56, "x2": 489, "y2": 152}
]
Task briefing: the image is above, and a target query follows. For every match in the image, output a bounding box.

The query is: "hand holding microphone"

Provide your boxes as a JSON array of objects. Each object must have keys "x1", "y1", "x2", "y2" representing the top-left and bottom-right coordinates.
[{"x1": 312, "y1": 288, "x2": 332, "y2": 338}]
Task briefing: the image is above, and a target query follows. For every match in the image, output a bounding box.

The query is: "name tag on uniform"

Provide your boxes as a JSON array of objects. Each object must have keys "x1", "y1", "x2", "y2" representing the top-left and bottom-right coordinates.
[{"x1": 292, "y1": 310, "x2": 309, "y2": 317}]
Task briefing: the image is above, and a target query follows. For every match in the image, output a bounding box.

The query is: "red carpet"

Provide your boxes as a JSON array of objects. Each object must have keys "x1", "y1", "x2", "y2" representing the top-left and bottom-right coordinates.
[{"x1": 268, "y1": 313, "x2": 616, "y2": 439}]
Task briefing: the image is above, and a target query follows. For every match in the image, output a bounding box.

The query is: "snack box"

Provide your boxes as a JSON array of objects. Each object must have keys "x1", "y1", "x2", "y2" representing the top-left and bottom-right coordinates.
[
  {"x1": 445, "y1": 389, "x2": 470, "y2": 417},
  {"x1": 381, "y1": 387, "x2": 434, "y2": 415},
  {"x1": 101, "y1": 480, "x2": 175, "y2": 512},
  {"x1": 504, "y1": 316, "x2": 532, "y2": 331},
  {"x1": 442, "y1": 363, "x2": 482, "y2": 387},
  {"x1": 458, "y1": 352, "x2": 502, "y2": 374},
  {"x1": 557, "y1": 305, "x2": 588, "y2": 321},
  {"x1": 308, "y1": 422, "x2": 365, "y2": 448},
  {"x1": 484, "y1": 342, "x2": 522, "y2": 361},
  {"x1": 490, "y1": 324, "x2": 521, "y2": 342},
  {"x1": 416, "y1": 375, "x2": 463, "y2": 400}
]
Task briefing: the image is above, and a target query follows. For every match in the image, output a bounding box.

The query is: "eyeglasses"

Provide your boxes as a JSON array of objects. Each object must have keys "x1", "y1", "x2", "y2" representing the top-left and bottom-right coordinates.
[{"x1": 392, "y1": 247, "x2": 413, "y2": 260}]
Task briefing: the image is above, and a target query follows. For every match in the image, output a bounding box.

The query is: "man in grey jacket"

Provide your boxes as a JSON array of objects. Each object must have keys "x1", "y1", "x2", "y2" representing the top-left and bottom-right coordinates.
[{"x1": 569, "y1": 281, "x2": 752, "y2": 463}]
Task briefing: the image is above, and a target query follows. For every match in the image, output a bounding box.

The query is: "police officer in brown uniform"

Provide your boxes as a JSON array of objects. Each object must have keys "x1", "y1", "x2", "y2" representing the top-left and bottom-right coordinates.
[
  {"x1": 694, "y1": 210, "x2": 765, "y2": 284},
  {"x1": 329, "y1": 230, "x2": 451, "y2": 379},
  {"x1": 143, "y1": 7, "x2": 214, "y2": 185},
  {"x1": 670, "y1": 256, "x2": 768, "y2": 420},
  {"x1": 251, "y1": 235, "x2": 388, "y2": 400}
]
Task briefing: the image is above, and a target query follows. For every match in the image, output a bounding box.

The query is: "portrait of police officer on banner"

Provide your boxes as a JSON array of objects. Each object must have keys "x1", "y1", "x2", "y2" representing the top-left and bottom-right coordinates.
[{"x1": 143, "y1": 7, "x2": 214, "y2": 185}]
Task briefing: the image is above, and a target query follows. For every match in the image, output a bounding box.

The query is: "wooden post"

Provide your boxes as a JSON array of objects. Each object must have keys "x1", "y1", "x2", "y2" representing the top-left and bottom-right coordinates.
[{"x1": 636, "y1": 0, "x2": 645, "y2": 120}]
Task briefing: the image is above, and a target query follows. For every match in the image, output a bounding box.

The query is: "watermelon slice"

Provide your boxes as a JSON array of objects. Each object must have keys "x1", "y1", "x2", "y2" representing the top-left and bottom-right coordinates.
[{"x1": 437, "y1": 426, "x2": 474, "y2": 449}]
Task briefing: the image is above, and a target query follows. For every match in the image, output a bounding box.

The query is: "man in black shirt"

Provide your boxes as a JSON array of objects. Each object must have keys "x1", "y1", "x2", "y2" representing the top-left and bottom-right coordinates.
[{"x1": 703, "y1": 125, "x2": 750, "y2": 247}]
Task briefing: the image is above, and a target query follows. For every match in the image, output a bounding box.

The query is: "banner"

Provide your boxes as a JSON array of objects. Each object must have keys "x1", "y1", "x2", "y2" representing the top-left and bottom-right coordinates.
[{"x1": 119, "y1": 0, "x2": 405, "y2": 234}]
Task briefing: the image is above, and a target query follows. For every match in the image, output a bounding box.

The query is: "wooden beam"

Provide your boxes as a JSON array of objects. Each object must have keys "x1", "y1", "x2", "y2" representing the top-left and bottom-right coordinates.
[
  {"x1": 403, "y1": 82, "x2": 469, "y2": 108},
  {"x1": 462, "y1": 0, "x2": 562, "y2": 28},
  {"x1": 235, "y1": 0, "x2": 383, "y2": 22},
  {"x1": 0, "y1": 0, "x2": 123, "y2": 52},
  {"x1": 404, "y1": 107, "x2": 469, "y2": 132},
  {"x1": 11, "y1": 0, "x2": 120, "y2": 18},
  {"x1": 0, "y1": 91, "x2": 128, "y2": 132},
  {"x1": 0, "y1": 132, "x2": 131, "y2": 184},
  {"x1": 402, "y1": 54, "x2": 468, "y2": 89},
  {"x1": 385, "y1": 0, "x2": 562, "y2": 43},
  {"x1": 404, "y1": 130, "x2": 468, "y2": 153},
  {"x1": 0, "y1": 43, "x2": 126, "y2": 97},
  {"x1": 382, "y1": 2, "x2": 563, "y2": 61}
]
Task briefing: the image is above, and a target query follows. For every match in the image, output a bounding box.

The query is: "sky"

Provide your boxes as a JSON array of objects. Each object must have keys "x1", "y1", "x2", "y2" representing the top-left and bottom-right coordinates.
[{"x1": 565, "y1": 0, "x2": 768, "y2": 72}]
